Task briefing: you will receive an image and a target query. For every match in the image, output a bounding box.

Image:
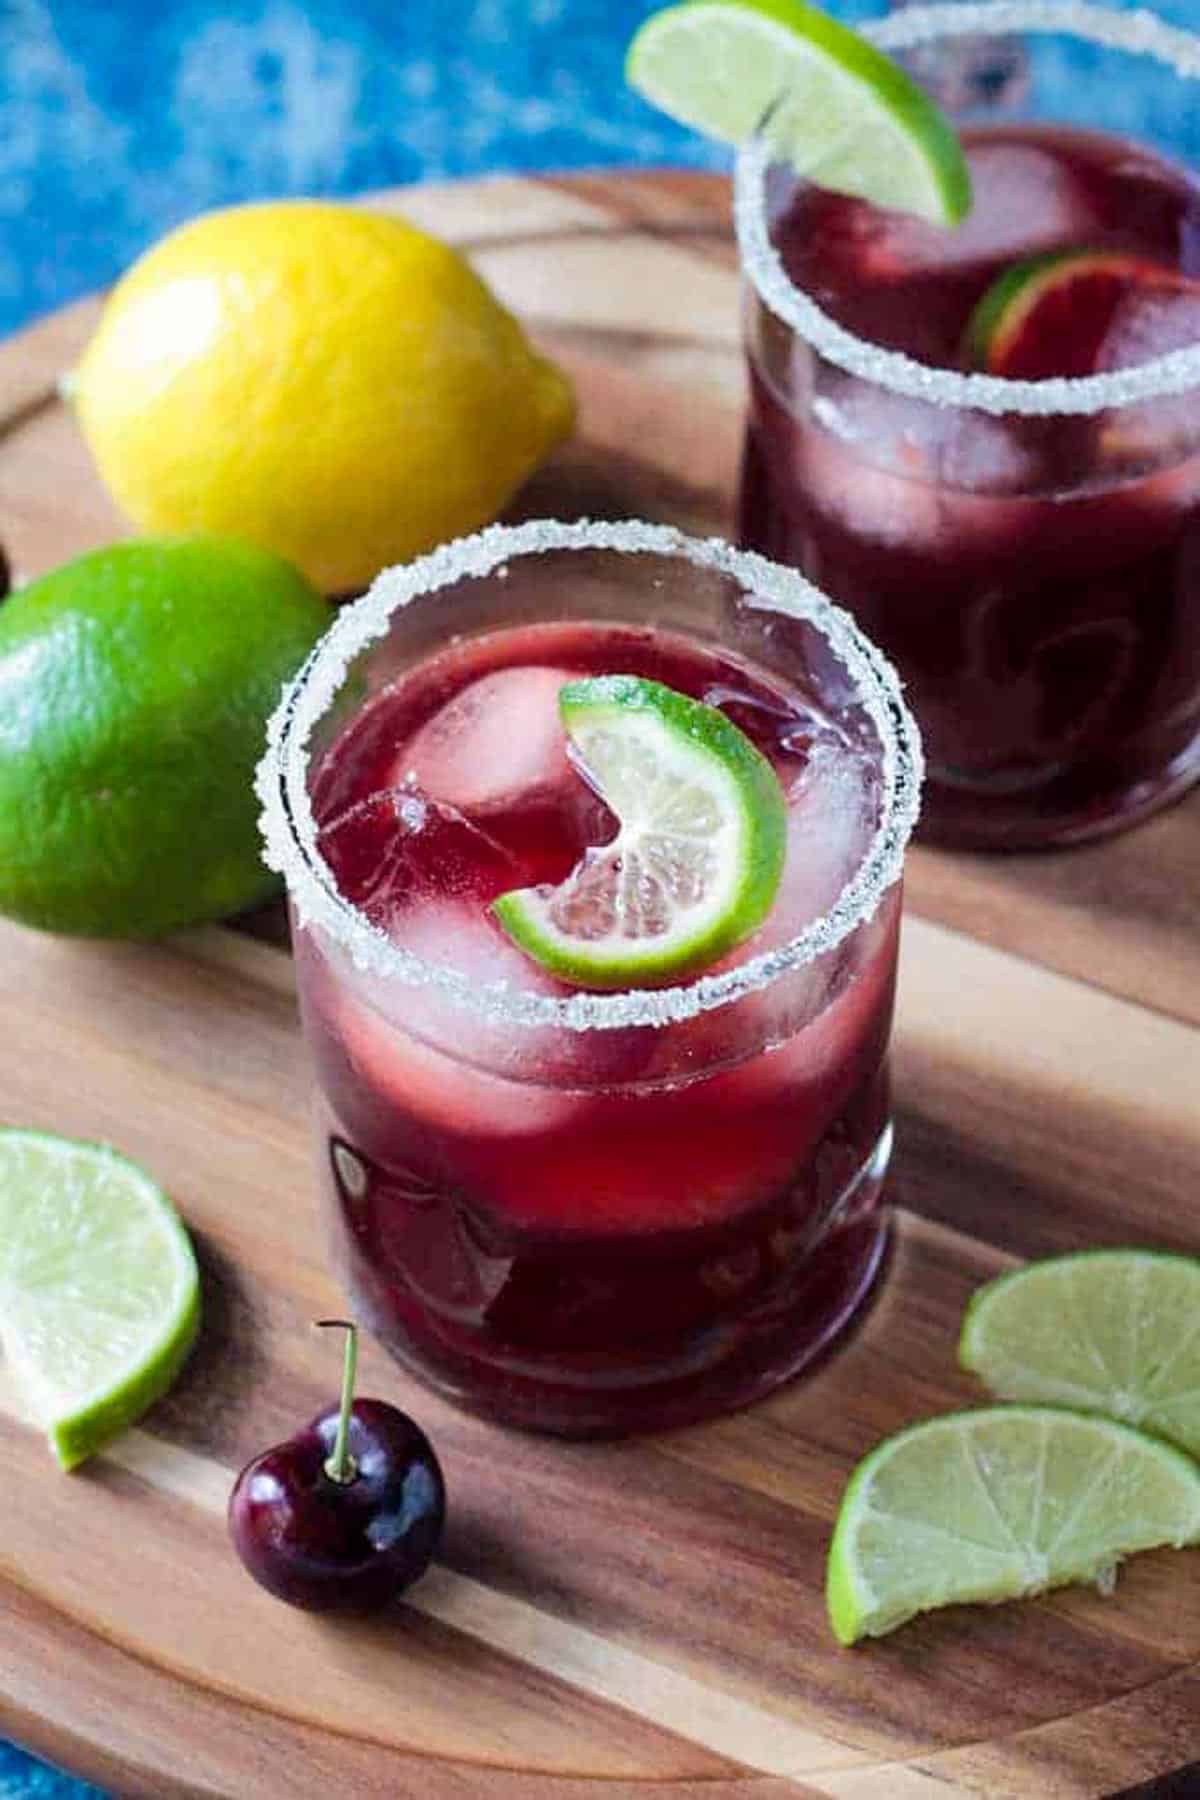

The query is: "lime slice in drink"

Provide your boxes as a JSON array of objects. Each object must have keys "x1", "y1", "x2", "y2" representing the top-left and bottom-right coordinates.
[
  {"x1": 827, "y1": 1404, "x2": 1200, "y2": 1645},
  {"x1": 963, "y1": 249, "x2": 1189, "y2": 377},
  {"x1": 626, "y1": 0, "x2": 971, "y2": 227},
  {"x1": 960, "y1": 1249, "x2": 1200, "y2": 1460},
  {"x1": 0, "y1": 1129, "x2": 200, "y2": 1469},
  {"x1": 493, "y1": 675, "x2": 787, "y2": 989}
]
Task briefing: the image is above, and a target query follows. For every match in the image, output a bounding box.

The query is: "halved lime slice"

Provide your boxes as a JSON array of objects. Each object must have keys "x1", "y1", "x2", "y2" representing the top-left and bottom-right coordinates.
[
  {"x1": 960, "y1": 1249, "x2": 1200, "y2": 1460},
  {"x1": 963, "y1": 249, "x2": 1188, "y2": 377},
  {"x1": 493, "y1": 675, "x2": 787, "y2": 989},
  {"x1": 827, "y1": 1405, "x2": 1200, "y2": 1646},
  {"x1": 0, "y1": 1129, "x2": 200, "y2": 1469},
  {"x1": 626, "y1": 0, "x2": 971, "y2": 226}
]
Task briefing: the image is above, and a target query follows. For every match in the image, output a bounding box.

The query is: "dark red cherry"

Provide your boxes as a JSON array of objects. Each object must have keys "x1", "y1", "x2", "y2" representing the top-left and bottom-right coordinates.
[{"x1": 228, "y1": 1322, "x2": 445, "y2": 1612}]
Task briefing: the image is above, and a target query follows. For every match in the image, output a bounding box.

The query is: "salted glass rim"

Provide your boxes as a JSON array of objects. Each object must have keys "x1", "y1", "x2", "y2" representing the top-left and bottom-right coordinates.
[
  {"x1": 255, "y1": 519, "x2": 923, "y2": 1033},
  {"x1": 734, "y1": 0, "x2": 1200, "y2": 418}
]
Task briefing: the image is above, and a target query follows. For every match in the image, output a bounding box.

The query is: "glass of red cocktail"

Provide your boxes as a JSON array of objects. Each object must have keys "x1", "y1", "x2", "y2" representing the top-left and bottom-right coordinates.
[
  {"x1": 258, "y1": 520, "x2": 921, "y2": 1434},
  {"x1": 737, "y1": 0, "x2": 1200, "y2": 849}
]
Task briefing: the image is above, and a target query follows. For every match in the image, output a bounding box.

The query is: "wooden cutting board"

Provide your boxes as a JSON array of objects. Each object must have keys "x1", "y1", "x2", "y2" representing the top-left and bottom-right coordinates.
[{"x1": 1, "y1": 170, "x2": 1199, "y2": 1800}]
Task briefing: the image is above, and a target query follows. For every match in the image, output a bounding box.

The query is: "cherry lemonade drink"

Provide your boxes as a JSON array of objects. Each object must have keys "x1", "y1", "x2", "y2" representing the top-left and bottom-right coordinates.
[
  {"x1": 259, "y1": 523, "x2": 921, "y2": 1435},
  {"x1": 736, "y1": 2, "x2": 1200, "y2": 848}
]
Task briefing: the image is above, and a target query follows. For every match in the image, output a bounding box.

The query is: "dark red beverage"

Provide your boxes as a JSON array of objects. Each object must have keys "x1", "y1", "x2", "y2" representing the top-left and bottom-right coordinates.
[
  {"x1": 265, "y1": 526, "x2": 920, "y2": 1435},
  {"x1": 738, "y1": 122, "x2": 1200, "y2": 847}
]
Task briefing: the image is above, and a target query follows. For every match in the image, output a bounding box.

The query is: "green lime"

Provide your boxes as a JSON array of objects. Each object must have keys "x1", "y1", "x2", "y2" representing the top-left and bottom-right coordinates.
[
  {"x1": 0, "y1": 536, "x2": 334, "y2": 935},
  {"x1": 960, "y1": 1249, "x2": 1200, "y2": 1460},
  {"x1": 963, "y1": 249, "x2": 1178, "y2": 377},
  {"x1": 0, "y1": 1129, "x2": 200, "y2": 1469},
  {"x1": 626, "y1": 0, "x2": 971, "y2": 226},
  {"x1": 493, "y1": 675, "x2": 787, "y2": 989},
  {"x1": 826, "y1": 1405, "x2": 1200, "y2": 1646}
]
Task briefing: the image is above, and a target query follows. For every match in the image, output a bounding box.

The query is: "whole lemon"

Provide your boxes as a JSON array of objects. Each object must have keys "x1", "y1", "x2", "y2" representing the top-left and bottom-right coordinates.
[
  {"x1": 73, "y1": 202, "x2": 575, "y2": 594},
  {"x1": 0, "y1": 536, "x2": 333, "y2": 936}
]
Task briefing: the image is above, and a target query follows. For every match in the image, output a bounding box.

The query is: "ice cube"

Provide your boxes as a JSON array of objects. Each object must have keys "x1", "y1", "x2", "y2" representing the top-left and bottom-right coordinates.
[
  {"x1": 397, "y1": 893, "x2": 564, "y2": 1008},
  {"x1": 313, "y1": 871, "x2": 587, "y2": 1139},
  {"x1": 816, "y1": 378, "x2": 1041, "y2": 494},
  {"x1": 331, "y1": 970, "x2": 581, "y2": 1141},
  {"x1": 802, "y1": 377, "x2": 1046, "y2": 558},
  {"x1": 764, "y1": 743, "x2": 879, "y2": 951},
  {"x1": 1098, "y1": 277, "x2": 1200, "y2": 371},
  {"x1": 876, "y1": 142, "x2": 1106, "y2": 277},
  {"x1": 643, "y1": 741, "x2": 882, "y2": 1091},
  {"x1": 391, "y1": 665, "x2": 578, "y2": 812},
  {"x1": 708, "y1": 737, "x2": 879, "y2": 1057},
  {"x1": 1096, "y1": 278, "x2": 1200, "y2": 468},
  {"x1": 359, "y1": 878, "x2": 655, "y2": 1089},
  {"x1": 709, "y1": 882, "x2": 901, "y2": 1127},
  {"x1": 934, "y1": 411, "x2": 1050, "y2": 494},
  {"x1": 316, "y1": 788, "x2": 523, "y2": 928}
]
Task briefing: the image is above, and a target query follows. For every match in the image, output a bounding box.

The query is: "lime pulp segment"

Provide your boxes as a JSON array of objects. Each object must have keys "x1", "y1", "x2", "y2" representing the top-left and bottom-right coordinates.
[
  {"x1": 0, "y1": 1129, "x2": 200, "y2": 1469},
  {"x1": 493, "y1": 675, "x2": 787, "y2": 988},
  {"x1": 626, "y1": 0, "x2": 971, "y2": 227},
  {"x1": 826, "y1": 1404, "x2": 1200, "y2": 1645},
  {"x1": 960, "y1": 1249, "x2": 1200, "y2": 1460}
]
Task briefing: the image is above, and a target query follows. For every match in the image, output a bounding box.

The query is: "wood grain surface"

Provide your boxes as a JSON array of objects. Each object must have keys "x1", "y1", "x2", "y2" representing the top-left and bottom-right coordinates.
[{"x1": 0, "y1": 170, "x2": 1198, "y2": 1800}]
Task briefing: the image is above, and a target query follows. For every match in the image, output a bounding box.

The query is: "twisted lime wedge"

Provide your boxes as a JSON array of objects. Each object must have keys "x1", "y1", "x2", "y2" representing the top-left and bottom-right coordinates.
[
  {"x1": 493, "y1": 675, "x2": 787, "y2": 988},
  {"x1": 0, "y1": 1129, "x2": 200, "y2": 1468}
]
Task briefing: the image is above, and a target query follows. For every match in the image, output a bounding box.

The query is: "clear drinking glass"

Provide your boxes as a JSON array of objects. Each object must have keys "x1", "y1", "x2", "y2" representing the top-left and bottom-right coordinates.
[
  {"x1": 257, "y1": 520, "x2": 921, "y2": 1435},
  {"x1": 737, "y1": 1, "x2": 1200, "y2": 849},
  {"x1": 888, "y1": 0, "x2": 1029, "y2": 112}
]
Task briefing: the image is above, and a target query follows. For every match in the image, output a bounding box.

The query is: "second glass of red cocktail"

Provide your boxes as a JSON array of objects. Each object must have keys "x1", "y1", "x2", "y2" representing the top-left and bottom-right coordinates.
[
  {"x1": 737, "y1": 0, "x2": 1200, "y2": 849},
  {"x1": 258, "y1": 521, "x2": 921, "y2": 1434}
]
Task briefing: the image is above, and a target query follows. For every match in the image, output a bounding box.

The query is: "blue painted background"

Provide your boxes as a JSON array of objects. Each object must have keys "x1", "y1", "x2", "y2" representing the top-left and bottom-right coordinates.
[
  {"x1": 1, "y1": 0, "x2": 1198, "y2": 1792},
  {"x1": 6, "y1": 0, "x2": 736, "y2": 338},
  {"x1": 4, "y1": 0, "x2": 1197, "y2": 340}
]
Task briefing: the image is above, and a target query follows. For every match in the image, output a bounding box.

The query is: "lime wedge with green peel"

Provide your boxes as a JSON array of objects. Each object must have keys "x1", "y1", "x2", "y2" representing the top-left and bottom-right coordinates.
[
  {"x1": 960, "y1": 1250, "x2": 1200, "y2": 1460},
  {"x1": 626, "y1": 0, "x2": 971, "y2": 227},
  {"x1": 493, "y1": 675, "x2": 787, "y2": 989},
  {"x1": 0, "y1": 1130, "x2": 200, "y2": 1469},
  {"x1": 964, "y1": 249, "x2": 1188, "y2": 378},
  {"x1": 827, "y1": 1405, "x2": 1200, "y2": 1646}
]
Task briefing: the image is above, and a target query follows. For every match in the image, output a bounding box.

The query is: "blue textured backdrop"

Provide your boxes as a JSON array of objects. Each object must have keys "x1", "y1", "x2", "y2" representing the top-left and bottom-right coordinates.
[
  {"x1": 1, "y1": 0, "x2": 1198, "y2": 1793},
  {"x1": 4, "y1": 0, "x2": 744, "y2": 339},
  {"x1": 4, "y1": 0, "x2": 1196, "y2": 342}
]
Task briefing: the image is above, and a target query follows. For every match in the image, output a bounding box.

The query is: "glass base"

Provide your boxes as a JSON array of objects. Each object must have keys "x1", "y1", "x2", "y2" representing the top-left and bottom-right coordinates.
[
  {"x1": 916, "y1": 728, "x2": 1200, "y2": 851},
  {"x1": 330, "y1": 1126, "x2": 893, "y2": 1439}
]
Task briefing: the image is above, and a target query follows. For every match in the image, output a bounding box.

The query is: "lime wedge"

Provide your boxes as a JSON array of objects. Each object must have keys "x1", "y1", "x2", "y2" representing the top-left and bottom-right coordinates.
[
  {"x1": 960, "y1": 1250, "x2": 1200, "y2": 1460},
  {"x1": 827, "y1": 1404, "x2": 1200, "y2": 1645},
  {"x1": 493, "y1": 675, "x2": 787, "y2": 989},
  {"x1": 0, "y1": 1129, "x2": 200, "y2": 1469},
  {"x1": 626, "y1": 0, "x2": 971, "y2": 226},
  {"x1": 964, "y1": 249, "x2": 1177, "y2": 377}
]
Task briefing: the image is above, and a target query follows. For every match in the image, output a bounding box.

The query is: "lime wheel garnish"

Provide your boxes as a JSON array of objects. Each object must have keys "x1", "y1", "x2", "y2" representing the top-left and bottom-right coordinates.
[{"x1": 493, "y1": 675, "x2": 787, "y2": 989}]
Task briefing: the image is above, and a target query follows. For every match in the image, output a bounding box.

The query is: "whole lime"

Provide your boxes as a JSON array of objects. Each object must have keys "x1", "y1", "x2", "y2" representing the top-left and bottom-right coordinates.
[{"x1": 0, "y1": 536, "x2": 334, "y2": 936}]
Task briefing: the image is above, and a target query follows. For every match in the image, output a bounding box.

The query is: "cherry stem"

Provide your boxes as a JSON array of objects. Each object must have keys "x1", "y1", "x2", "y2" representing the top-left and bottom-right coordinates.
[{"x1": 316, "y1": 1318, "x2": 359, "y2": 1485}]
